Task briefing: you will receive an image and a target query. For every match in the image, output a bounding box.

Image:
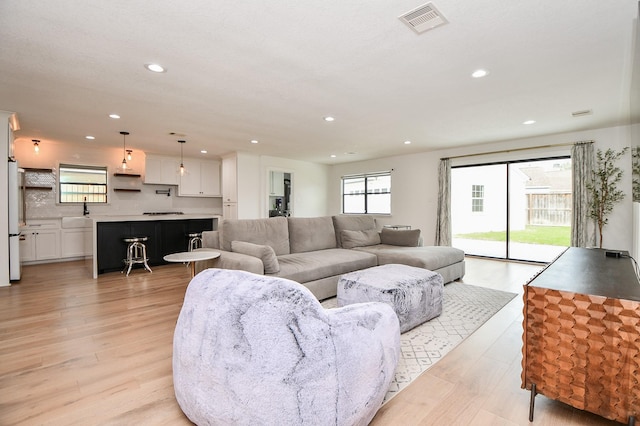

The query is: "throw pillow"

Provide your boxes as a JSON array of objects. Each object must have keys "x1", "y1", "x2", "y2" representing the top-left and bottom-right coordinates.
[
  {"x1": 380, "y1": 228, "x2": 421, "y2": 247},
  {"x1": 231, "y1": 240, "x2": 280, "y2": 274},
  {"x1": 341, "y1": 229, "x2": 381, "y2": 249}
]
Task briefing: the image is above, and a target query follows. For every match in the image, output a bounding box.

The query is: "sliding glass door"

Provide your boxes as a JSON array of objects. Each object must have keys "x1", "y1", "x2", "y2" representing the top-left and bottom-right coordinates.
[{"x1": 451, "y1": 157, "x2": 571, "y2": 262}]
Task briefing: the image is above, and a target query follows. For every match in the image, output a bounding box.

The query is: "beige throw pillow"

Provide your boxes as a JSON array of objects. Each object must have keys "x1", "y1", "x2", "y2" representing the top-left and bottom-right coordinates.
[
  {"x1": 231, "y1": 240, "x2": 280, "y2": 274},
  {"x1": 341, "y1": 229, "x2": 381, "y2": 249},
  {"x1": 380, "y1": 228, "x2": 421, "y2": 247}
]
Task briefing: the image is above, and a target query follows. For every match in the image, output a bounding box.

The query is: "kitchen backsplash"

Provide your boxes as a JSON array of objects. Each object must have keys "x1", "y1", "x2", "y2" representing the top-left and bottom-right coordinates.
[
  {"x1": 25, "y1": 179, "x2": 222, "y2": 219},
  {"x1": 15, "y1": 139, "x2": 222, "y2": 219}
]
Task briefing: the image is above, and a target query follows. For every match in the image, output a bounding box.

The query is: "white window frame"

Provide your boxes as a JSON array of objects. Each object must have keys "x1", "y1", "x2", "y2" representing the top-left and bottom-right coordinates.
[
  {"x1": 341, "y1": 171, "x2": 391, "y2": 214},
  {"x1": 471, "y1": 184, "x2": 484, "y2": 213},
  {"x1": 59, "y1": 164, "x2": 108, "y2": 204}
]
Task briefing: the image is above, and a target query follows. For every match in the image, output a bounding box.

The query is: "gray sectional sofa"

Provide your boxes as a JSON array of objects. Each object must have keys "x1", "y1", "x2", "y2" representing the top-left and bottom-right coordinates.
[{"x1": 196, "y1": 215, "x2": 465, "y2": 300}]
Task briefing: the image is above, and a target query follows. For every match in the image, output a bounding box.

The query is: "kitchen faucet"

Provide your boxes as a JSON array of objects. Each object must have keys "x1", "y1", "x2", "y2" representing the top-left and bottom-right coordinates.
[{"x1": 83, "y1": 197, "x2": 90, "y2": 216}]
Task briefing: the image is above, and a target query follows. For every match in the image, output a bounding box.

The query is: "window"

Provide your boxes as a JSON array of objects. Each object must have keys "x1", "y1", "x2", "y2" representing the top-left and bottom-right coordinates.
[
  {"x1": 451, "y1": 156, "x2": 571, "y2": 262},
  {"x1": 59, "y1": 164, "x2": 108, "y2": 203},
  {"x1": 471, "y1": 184, "x2": 484, "y2": 212},
  {"x1": 342, "y1": 171, "x2": 391, "y2": 214}
]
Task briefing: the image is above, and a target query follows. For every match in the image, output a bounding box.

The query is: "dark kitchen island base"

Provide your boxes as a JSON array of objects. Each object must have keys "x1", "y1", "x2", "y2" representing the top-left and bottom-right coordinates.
[{"x1": 91, "y1": 215, "x2": 218, "y2": 277}]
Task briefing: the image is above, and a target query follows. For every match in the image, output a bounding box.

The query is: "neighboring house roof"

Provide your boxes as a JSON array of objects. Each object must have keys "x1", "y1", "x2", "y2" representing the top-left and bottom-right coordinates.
[{"x1": 519, "y1": 167, "x2": 572, "y2": 192}]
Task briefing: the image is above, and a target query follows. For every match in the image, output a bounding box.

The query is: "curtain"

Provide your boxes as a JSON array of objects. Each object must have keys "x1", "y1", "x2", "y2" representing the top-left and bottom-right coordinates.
[
  {"x1": 571, "y1": 142, "x2": 595, "y2": 247},
  {"x1": 435, "y1": 158, "x2": 451, "y2": 246}
]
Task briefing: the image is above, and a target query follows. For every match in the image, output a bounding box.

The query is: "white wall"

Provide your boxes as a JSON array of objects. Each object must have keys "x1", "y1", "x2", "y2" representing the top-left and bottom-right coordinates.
[
  {"x1": 329, "y1": 125, "x2": 634, "y2": 251},
  {"x1": 258, "y1": 155, "x2": 330, "y2": 218},
  {"x1": 11, "y1": 138, "x2": 330, "y2": 221},
  {"x1": 329, "y1": 154, "x2": 440, "y2": 239},
  {"x1": 236, "y1": 151, "x2": 261, "y2": 219}
]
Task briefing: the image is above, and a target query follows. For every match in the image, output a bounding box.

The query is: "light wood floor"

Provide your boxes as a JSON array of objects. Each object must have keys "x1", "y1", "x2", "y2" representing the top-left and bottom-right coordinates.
[{"x1": 0, "y1": 258, "x2": 621, "y2": 425}]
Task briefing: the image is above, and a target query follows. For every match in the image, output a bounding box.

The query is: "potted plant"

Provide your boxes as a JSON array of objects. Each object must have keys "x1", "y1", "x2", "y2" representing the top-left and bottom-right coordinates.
[{"x1": 587, "y1": 147, "x2": 628, "y2": 248}]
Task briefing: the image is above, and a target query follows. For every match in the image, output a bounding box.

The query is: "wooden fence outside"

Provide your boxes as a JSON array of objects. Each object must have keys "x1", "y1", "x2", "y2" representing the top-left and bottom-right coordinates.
[{"x1": 526, "y1": 193, "x2": 571, "y2": 226}]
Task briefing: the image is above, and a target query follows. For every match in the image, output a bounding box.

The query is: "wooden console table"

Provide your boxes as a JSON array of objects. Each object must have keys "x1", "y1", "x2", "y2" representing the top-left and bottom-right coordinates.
[{"x1": 522, "y1": 247, "x2": 640, "y2": 425}]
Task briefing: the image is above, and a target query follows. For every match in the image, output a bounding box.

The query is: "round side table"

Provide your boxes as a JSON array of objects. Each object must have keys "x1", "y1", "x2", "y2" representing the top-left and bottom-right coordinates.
[{"x1": 163, "y1": 250, "x2": 220, "y2": 278}]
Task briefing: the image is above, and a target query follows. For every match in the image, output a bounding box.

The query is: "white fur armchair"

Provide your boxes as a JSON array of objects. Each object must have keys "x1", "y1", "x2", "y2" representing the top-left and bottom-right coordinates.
[{"x1": 173, "y1": 268, "x2": 400, "y2": 426}]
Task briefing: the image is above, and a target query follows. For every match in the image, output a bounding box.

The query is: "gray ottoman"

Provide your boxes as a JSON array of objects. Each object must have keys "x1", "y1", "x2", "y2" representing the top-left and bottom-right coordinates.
[{"x1": 338, "y1": 264, "x2": 444, "y2": 333}]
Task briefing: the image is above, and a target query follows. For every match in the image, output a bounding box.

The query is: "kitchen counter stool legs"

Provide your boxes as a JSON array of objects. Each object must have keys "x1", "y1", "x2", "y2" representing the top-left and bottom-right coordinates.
[
  {"x1": 187, "y1": 232, "x2": 202, "y2": 251},
  {"x1": 123, "y1": 236, "x2": 152, "y2": 276}
]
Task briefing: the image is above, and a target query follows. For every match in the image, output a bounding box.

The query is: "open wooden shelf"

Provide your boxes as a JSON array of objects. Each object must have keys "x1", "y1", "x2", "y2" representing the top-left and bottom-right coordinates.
[
  {"x1": 24, "y1": 186, "x2": 53, "y2": 190},
  {"x1": 24, "y1": 167, "x2": 53, "y2": 173},
  {"x1": 113, "y1": 173, "x2": 141, "y2": 178},
  {"x1": 113, "y1": 188, "x2": 141, "y2": 192}
]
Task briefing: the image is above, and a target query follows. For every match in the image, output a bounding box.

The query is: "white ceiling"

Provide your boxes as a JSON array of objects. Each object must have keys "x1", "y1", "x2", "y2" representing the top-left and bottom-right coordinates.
[{"x1": 0, "y1": 1, "x2": 637, "y2": 164}]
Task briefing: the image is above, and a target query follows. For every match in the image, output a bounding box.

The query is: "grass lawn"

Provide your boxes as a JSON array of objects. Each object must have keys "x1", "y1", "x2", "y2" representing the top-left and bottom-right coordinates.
[{"x1": 454, "y1": 225, "x2": 570, "y2": 246}]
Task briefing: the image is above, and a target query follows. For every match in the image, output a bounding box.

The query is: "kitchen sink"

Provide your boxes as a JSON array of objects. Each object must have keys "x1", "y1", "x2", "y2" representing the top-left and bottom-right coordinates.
[{"x1": 61, "y1": 216, "x2": 92, "y2": 229}]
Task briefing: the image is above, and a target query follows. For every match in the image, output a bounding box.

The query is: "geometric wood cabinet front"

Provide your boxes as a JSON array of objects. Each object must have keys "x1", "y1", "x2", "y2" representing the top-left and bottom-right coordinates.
[{"x1": 522, "y1": 285, "x2": 640, "y2": 424}]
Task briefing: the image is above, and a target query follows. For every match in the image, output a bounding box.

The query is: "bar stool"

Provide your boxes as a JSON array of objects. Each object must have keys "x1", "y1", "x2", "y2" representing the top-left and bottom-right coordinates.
[
  {"x1": 187, "y1": 232, "x2": 203, "y2": 252},
  {"x1": 123, "y1": 236, "x2": 152, "y2": 276}
]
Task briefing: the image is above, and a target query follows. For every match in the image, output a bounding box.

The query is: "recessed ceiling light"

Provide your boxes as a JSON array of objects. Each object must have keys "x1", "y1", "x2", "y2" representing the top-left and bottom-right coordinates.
[
  {"x1": 144, "y1": 63, "x2": 166, "y2": 73},
  {"x1": 404, "y1": 140, "x2": 411, "y2": 145},
  {"x1": 85, "y1": 136, "x2": 95, "y2": 140},
  {"x1": 323, "y1": 116, "x2": 335, "y2": 122},
  {"x1": 330, "y1": 154, "x2": 337, "y2": 158},
  {"x1": 250, "y1": 139, "x2": 259, "y2": 144},
  {"x1": 523, "y1": 120, "x2": 536, "y2": 125},
  {"x1": 109, "y1": 114, "x2": 120, "y2": 119},
  {"x1": 471, "y1": 69, "x2": 488, "y2": 78},
  {"x1": 200, "y1": 150, "x2": 207, "y2": 154}
]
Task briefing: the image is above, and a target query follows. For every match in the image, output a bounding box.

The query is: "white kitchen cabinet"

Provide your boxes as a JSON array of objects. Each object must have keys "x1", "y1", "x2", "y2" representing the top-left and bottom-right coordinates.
[
  {"x1": 223, "y1": 202, "x2": 238, "y2": 220},
  {"x1": 222, "y1": 154, "x2": 237, "y2": 203},
  {"x1": 61, "y1": 228, "x2": 91, "y2": 258},
  {"x1": 178, "y1": 159, "x2": 221, "y2": 197},
  {"x1": 20, "y1": 221, "x2": 61, "y2": 262},
  {"x1": 269, "y1": 171, "x2": 284, "y2": 196},
  {"x1": 144, "y1": 154, "x2": 180, "y2": 185}
]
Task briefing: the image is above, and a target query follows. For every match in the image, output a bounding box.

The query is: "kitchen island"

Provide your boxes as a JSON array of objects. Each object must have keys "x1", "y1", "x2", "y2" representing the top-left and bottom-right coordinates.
[{"x1": 90, "y1": 214, "x2": 220, "y2": 278}]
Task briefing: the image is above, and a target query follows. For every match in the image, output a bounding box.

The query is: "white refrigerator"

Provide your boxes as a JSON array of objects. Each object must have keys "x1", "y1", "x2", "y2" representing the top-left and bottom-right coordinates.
[{"x1": 8, "y1": 160, "x2": 24, "y2": 281}]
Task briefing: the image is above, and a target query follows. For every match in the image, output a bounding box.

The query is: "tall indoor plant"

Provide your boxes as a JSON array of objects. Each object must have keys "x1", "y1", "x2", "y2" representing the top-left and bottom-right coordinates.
[{"x1": 587, "y1": 147, "x2": 628, "y2": 248}]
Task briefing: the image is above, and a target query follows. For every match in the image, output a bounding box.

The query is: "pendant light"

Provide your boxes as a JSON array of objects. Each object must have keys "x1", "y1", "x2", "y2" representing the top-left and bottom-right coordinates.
[
  {"x1": 33, "y1": 139, "x2": 40, "y2": 153},
  {"x1": 126, "y1": 149, "x2": 133, "y2": 161},
  {"x1": 120, "y1": 131, "x2": 129, "y2": 170},
  {"x1": 178, "y1": 140, "x2": 186, "y2": 176}
]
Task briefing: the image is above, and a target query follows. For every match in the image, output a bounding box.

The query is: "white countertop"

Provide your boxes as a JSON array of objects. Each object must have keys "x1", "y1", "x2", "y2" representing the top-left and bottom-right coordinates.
[{"x1": 91, "y1": 214, "x2": 220, "y2": 222}]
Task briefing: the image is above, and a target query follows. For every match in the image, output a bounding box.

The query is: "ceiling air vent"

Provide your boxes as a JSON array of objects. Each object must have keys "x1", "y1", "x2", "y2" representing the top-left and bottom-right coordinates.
[
  {"x1": 399, "y1": 2, "x2": 448, "y2": 34},
  {"x1": 572, "y1": 109, "x2": 593, "y2": 117}
]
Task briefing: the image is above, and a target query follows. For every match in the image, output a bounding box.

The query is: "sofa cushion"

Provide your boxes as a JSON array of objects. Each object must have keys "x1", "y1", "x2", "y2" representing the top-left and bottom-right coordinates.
[
  {"x1": 354, "y1": 245, "x2": 465, "y2": 271},
  {"x1": 231, "y1": 241, "x2": 280, "y2": 274},
  {"x1": 332, "y1": 215, "x2": 377, "y2": 248},
  {"x1": 288, "y1": 217, "x2": 337, "y2": 253},
  {"x1": 201, "y1": 230, "x2": 220, "y2": 249},
  {"x1": 380, "y1": 228, "x2": 421, "y2": 247},
  {"x1": 341, "y1": 229, "x2": 381, "y2": 249},
  {"x1": 220, "y1": 217, "x2": 290, "y2": 255},
  {"x1": 275, "y1": 249, "x2": 378, "y2": 283}
]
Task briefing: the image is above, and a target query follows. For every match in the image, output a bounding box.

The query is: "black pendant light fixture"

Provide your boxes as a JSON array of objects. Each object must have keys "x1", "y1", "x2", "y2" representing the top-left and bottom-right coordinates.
[
  {"x1": 32, "y1": 139, "x2": 40, "y2": 153},
  {"x1": 178, "y1": 140, "x2": 186, "y2": 176},
  {"x1": 120, "y1": 131, "x2": 130, "y2": 170}
]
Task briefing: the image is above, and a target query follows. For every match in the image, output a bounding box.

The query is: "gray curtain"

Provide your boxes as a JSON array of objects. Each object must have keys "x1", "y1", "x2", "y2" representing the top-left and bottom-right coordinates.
[
  {"x1": 571, "y1": 142, "x2": 596, "y2": 247},
  {"x1": 435, "y1": 158, "x2": 451, "y2": 246}
]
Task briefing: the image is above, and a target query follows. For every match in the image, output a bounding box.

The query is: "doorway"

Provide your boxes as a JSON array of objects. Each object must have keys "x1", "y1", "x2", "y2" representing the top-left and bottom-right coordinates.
[
  {"x1": 267, "y1": 170, "x2": 292, "y2": 217},
  {"x1": 451, "y1": 157, "x2": 571, "y2": 262}
]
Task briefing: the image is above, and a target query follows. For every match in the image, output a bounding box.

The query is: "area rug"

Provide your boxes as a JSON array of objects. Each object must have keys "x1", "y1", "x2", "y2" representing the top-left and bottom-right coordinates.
[{"x1": 321, "y1": 282, "x2": 517, "y2": 402}]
